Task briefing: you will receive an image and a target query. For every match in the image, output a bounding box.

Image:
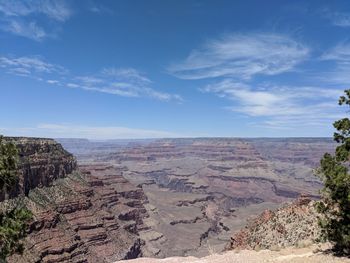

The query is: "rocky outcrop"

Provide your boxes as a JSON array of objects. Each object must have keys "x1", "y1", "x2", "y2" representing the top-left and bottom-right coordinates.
[
  {"x1": 7, "y1": 165, "x2": 150, "y2": 263},
  {"x1": 2, "y1": 137, "x2": 77, "y2": 200},
  {"x1": 0, "y1": 138, "x2": 152, "y2": 263},
  {"x1": 227, "y1": 196, "x2": 321, "y2": 251}
]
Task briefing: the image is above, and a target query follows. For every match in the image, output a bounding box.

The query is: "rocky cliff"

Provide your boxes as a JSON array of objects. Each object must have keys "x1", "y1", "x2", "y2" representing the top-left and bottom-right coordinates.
[
  {"x1": 56, "y1": 138, "x2": 335, "y2": 258},
  {"x1": 0, "y1": 137, "x2": 151, "y2": 263},
  {"x1": 2, "y1": 137, "x2": 77, "y2": 201},
  {"x1": 227, "y1": 196, "x2": 321, "y2": 251}
]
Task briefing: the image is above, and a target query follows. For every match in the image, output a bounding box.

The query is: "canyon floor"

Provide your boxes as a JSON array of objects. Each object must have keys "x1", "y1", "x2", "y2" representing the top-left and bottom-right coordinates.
[{"x1": 60, "y1": 137, "x2": 336, "y2": 258}]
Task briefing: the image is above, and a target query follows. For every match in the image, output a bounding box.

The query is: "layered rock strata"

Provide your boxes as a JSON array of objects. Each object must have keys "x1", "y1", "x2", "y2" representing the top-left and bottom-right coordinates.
[
  {"x1": 0, "y1": 138, "x2": 151, "y2": 263},
  {"x1": 2, "y1": 137, "x2": 77, "y2": 200},
  {"x1": 62, "y1": 138, "x2": 335, "y2": 257},
  {"x1": 227, "y1": 196, "x2": 321, "y2": 250}
]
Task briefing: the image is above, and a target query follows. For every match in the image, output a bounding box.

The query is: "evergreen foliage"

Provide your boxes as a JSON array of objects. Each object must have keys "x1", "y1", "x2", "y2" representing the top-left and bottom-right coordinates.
[
  {"x1": 0, "y1": 136, "x2": 32, "y2": 261},
  {"x1": 0, "y1": 207, "x2": 32, "y2": 261},
  {"x1": 317, "y1": 89, "x2": 350, "y2": 254},
  {"x1": 0, "y1": 136, "x2": 18, "y2": 191}
]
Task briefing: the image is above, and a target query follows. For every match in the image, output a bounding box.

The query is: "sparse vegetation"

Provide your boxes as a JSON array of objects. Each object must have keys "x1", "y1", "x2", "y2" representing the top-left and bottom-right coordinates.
[
  {"x1": 0, "y1": 136, "x2": 18, "y2": 193},
  {"x1": 0, "y1": 136, "x2": 32, "y2": 261},
  {"x1": 0, "y1": 206, "x2": 32, "y2": 261},
  {"x1": 316, "y1": 90, "x2": 350, "y2": 255}
]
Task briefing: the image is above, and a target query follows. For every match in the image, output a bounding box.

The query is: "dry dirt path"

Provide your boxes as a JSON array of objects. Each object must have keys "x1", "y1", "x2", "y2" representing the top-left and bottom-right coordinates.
[{"x1": 117, "y1": 245, "x2": 350, "y2": 263}]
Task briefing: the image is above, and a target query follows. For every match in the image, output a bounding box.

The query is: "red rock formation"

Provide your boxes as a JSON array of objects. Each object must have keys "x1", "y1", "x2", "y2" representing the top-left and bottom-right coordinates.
[
  {"x1": 0, "y1": 138, "x2": 151, "y2": 263},
  {"x1": 2, "y1": 137, "x2": 77, "y2": 200},
  {"x1": 227, "y1": 196, "x2": 319, "y2": 251}
]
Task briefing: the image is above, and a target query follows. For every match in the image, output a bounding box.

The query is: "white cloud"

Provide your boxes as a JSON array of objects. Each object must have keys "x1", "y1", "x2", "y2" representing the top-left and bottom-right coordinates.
[
  {"x1": 0, "y1": 55, "x2": 182, "y2": 102},
  {"x1": 202, "y1": 79, "x2": 344, "y2": 129},
  {"x1": 0, "y1": 0, "x2": 71, "y2": 21},
  {"x1": 316, "y1": 63, "x2": 350, "y2": 85},
  {"x1": 0, "y1": 124, "x2": 181, "y2": 140},
  {"x1": 47, "y1": 79, "x2": 59, "y2": 84},
  {"x1": 0, "y1": 55, "x2": 65, "y2": 76},
  {"x1": 69, "y1": 67, "x2": 183, "y2": 101},
  {"x1": 168, "y1": 33, "x2": 309, "y2": 80},
  {"x1": 0, "y1": 0, "x2": 71, "y2": 40},
  {"x1": 321, "y1": 42, "x2": 350, "y2": 61},
  {"x1": 317, "y1": 43, "x2": 350, "y2": 85},
  {"x1": 325, "y1": 11, "x2": 350, "y2": 27},
  {"x1": 102, "y1": 68, "x2": 152, "y2": 84},
  {"x1": 3, "y1": 20, "x2": 46, "y2": 41}
]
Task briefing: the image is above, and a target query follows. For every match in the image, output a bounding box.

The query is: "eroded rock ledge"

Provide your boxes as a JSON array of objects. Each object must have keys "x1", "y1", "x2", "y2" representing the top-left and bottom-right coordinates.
[
  {"x1": 2, "y1": 137, "x2": 77, "y2": 200},
  {"x1": 0, "y1": 138, "x2": 152, "y2": 263}
]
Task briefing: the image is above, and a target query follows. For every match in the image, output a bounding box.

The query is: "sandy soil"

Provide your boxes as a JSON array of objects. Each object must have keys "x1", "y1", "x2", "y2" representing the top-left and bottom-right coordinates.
[{"x1": 116, "y1": 244, "x2": 350, "y2": 263}]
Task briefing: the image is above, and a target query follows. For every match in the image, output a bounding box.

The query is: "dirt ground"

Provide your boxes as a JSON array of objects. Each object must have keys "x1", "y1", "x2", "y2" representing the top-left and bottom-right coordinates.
[{"x1": 117, "y1": 244, "x2": 350, "y2": 263}]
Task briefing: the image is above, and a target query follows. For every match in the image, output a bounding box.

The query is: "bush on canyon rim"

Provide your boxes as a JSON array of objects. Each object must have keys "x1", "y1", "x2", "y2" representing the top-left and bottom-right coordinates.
[
  {"x1": 0, "y1": 136, "x2": 32, "y2": 261},
  {"x1": 0, "y1": 136, "x2": 18, "y2": 191},
  {"x1": 317, "y1": 90, "x2": 350, "y2": 254}
]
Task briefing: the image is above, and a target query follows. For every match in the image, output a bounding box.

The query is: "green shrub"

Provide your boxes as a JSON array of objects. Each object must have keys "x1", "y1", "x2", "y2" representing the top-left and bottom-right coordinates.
[
  {"x1": 0, "y1": 136, "x2": 32, "y2": 261},
  {"x1": 317, "y1": 90, "x2": 350, "y2": 254},
  {"x1": 0, "y1": 136, "x2": 18, "y2": 192},
  {"x1": 0, "y1": 207, "x2": 32, "y2": 261}
]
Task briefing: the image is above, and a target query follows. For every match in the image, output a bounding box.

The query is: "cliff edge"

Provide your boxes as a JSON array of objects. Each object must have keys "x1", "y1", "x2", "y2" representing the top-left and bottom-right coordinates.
[{"x1": 0, "y1": 137, "x2": 151, "y2": 263}]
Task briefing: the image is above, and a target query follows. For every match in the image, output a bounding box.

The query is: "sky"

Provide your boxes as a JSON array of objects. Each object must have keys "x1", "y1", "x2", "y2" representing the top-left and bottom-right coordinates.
[{"x1": 1, "y1": 0, "x2": 350, "y2": 139}]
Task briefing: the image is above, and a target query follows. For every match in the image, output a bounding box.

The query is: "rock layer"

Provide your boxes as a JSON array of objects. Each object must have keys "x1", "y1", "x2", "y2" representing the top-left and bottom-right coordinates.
[
  {"x1": 60, "y1": 137, "x2": 335, "y2": 258},
  {"x1": 0, "y1": 138, "x2": 152, "y2": 263},
  {"x1": 7, "y1": 164, "x2": 152, "y2": 263},
  {"x1": 2, "y1": 137, "x2": 77, "y2": 200},
  {"x1": 227, "y1": 196, "x2": 321, "y2": 250}
]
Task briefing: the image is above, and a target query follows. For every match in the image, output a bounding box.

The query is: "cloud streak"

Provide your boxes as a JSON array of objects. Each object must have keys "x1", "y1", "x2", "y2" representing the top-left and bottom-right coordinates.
[
  {"x1": 0, "y1": 55, "x2": 65, "y2": 76},
  {"x1": 69, "y1": 67, "x2": 182, "y2": 101},
  {"x1": 323, "y1": 10, "x2": 350, "y2": 27},
  {"x1": 0, "y1": 0, "x2": 72, "y2": 40},
  {"x1": 168, "y1": 33, "x2": 309, "y2": 80},
  {"x1": 169, "y1": 32, "x2": 346, "y2": 130},
  {"x1": 317, "y1": 42, "x2": 350, "y2": 85},
  {"x1": 202, "y1": 79, "x2": 344, "y2": 129},
  {"x1": 0, "y1": 55, "x2": 182, "y2": 102}
]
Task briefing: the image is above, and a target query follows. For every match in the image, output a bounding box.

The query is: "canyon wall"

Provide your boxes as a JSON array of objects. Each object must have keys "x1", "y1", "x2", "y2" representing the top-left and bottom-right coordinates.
[
  {"x1": 62, "y1": 138, "x2": 335, "y2": 257},
  {"x1": 0, "y1": 137, "x2": 151, "y2": 263},
  {"x1": 1, "y1": 137, "x2": 77, "y2": 201}
]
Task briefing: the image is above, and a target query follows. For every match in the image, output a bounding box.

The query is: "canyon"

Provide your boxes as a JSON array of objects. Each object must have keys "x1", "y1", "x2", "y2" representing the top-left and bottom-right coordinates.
[
  {"x1": 60, "y1": 137, "x2": 335, "y2": 258},
  {"x1": 0, "y1": 137, "x2": 337, "y2": 262}
]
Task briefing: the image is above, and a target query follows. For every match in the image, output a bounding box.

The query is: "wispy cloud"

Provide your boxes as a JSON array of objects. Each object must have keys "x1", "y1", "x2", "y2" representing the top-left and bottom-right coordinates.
[
  {"x1": 321, "y1": 42, "x2": 350, "y2": 61},
  {"x1": 202, "y1": 79, "x2": 344, "y2": 129},
  {"x1": 168, "y1": 33, "x2": 309, "y2": 80},
  {"x1": 87, "y1": 1, "x2": 113, "y2": 15},
  {"x1": 0, "y1": 124, "x2": 180, "y2": 140},
  {"x1": 0, "y1": 0, "x2": 72, "y2": 40},
  {"x1": 0, "y1": 0, "x2": 71, "y2": 21},
  {"x1": 0, "y1": 55, "x2": 65, "y2": 76},
  {"x1": 2, "y1": 20, "x2": 47, "y2": 41},
  {"x1": 69, "y1": 67, "x2": 182, "y2": 101},
  {"x1": 317, "y1": 42, "x2": 350, "y2": 85},
  {"x1": 0, "y1": 55, "x2": 182, "y2": 102},
  {"x1": 323, "y1": 10, "x2": 350, "y2": 27},
  {"x1": 169, "y1": 32, "x2": 346, "y2": 130}
]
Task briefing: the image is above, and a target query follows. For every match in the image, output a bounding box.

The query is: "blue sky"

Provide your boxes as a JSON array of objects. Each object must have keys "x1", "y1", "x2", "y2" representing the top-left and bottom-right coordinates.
[{"x1": 1, "y1": 0, "x2": 350, "y2": 139}]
